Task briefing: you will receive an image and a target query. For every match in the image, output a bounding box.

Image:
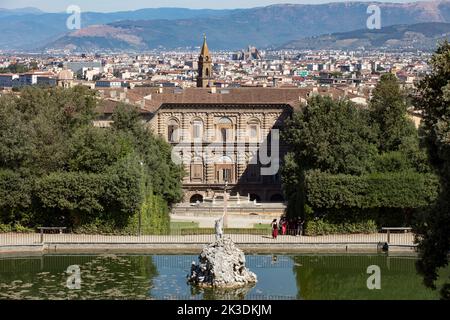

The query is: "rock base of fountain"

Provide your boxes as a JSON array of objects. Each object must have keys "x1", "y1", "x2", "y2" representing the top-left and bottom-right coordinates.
[{"x1": 187, "y1": 237, "x2": 257, "y2": 288}]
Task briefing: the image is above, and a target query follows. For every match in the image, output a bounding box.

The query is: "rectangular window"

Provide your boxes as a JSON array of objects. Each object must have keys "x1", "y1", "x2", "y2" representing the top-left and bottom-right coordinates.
[
  {"x1": 250, "y1": 125, "x2": 258, "y2": 139},
  {"x1": 221, "y1": 128, "x2": 227, "y2": 142},
  {"x1": 168, "y1": 125, "x2": 177, "y2": 142},
  {"x1": 223, "y1": 169, "x2": 231, "y2": 182},
  {"x1": 216, "y1": 165, "x2": 234, "y2": 183},
  {"x1": 191, "y1": 164, "x2": 203, "y2": 179},
  {"x1": 193, "y1": 123, "x2": 202, "y2": 139}
]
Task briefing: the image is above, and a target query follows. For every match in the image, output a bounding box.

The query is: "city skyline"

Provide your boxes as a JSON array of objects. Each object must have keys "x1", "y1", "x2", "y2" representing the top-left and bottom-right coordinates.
[{"x1": 0, "y1": 0, "x2": 430, "y2": 12}]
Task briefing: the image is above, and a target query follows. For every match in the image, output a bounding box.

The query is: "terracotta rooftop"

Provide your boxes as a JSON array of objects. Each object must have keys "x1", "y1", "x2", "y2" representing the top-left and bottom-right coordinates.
[
  {"x1": 95, "y1": 86, "x2": 360, "y2": 114},
  {"x1": 96, "y1": 98, "x2": 151, "y2": 115}
]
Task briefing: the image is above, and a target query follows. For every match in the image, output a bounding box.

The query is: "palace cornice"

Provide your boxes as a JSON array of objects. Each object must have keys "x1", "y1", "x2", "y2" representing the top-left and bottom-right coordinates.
[{"x1": 158, "y1": 103, "x2": 293, "y2": 110}]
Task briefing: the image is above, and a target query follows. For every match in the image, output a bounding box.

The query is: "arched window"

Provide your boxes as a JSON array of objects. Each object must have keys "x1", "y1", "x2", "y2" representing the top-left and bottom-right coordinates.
[
  {"x1": 206, "y1": 68, "x2": 210, "y2": 77},
  {"x1": 167, "y1": 119, "x2": 179, "y2": 142},
  {"x1": 216, "y1": 155, "x2": 233, "y2": 164},
  {"x1": 217, "y1": 117, "x2": 233, "y2": 142},
  {"x1": 219, "y1": 117, "x2": 232, "y2": 124},
  {"x1": 190, "y1": 194, "x2": 203, "y2": 204}
]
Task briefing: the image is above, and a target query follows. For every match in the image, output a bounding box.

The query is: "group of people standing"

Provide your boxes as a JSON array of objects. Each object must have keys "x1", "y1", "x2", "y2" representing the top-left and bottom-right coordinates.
[{"x1": 271, "y1": 216, "x2": 304, "y2": 239}]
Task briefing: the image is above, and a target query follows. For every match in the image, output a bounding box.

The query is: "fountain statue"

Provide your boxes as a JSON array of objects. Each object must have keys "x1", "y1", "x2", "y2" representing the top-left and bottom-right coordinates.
[
  {"x1": 187, "y1": 182, "x2": 257, "y2": 288},
  {"x1": 187, "y1": 237, "x2": 257, "y2": 288},
  {"x1": 214, "y1": 216, "x2": 223, "y2": 240}
]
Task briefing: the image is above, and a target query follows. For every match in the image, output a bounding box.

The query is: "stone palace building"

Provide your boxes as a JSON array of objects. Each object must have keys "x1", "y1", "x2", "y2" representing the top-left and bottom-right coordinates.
[{"x1": 145, "y1": 36, "x2": 308, "y2": 203}]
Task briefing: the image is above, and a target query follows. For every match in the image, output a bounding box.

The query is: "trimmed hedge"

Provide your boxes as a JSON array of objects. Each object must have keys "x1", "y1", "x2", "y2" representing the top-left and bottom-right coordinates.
[
  {"x1": 305, "y1": 219, "x2": 378, "y2": 236},
  {"x1": 305, "y1": 170, "x2": 439, "y2": 209}
]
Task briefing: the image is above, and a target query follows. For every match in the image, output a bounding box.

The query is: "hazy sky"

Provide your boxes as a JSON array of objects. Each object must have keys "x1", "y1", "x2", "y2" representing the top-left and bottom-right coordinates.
[{"x1": 0, "y1": 0, "x2": 428, "y2": 12}]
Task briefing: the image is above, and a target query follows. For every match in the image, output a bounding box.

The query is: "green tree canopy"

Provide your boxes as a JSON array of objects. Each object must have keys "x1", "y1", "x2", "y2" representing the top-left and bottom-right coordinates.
[
  {"x1": 0, "y1": 87, "x2": 182, "y2": 233},
  {"x1": 415, "y1": 41, "x2": 450, "y2": 299},
  {"x1": 369, "y1": 73, "x2": 416, "y2": 152},
  {"x1": 283, "y1": 95, "x2": 378, "y2": 176}
]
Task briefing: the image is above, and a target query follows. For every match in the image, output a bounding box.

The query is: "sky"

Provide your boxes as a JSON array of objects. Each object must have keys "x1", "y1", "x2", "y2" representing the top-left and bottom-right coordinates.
[{"x1": 0, "y1": 0, "x2": 428, "y2": 12}]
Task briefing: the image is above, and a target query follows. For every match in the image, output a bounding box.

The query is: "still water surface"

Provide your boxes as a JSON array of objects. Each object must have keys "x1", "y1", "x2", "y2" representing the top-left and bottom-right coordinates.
[{"x1": 0, "y1": 254, "x2": 445, "y2": 300}]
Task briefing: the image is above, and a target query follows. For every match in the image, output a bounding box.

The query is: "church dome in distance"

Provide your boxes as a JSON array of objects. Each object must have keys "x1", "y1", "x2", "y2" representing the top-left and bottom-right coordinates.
[{"x1": 57, "y1": 69, "x2": 74, "y2": 80}]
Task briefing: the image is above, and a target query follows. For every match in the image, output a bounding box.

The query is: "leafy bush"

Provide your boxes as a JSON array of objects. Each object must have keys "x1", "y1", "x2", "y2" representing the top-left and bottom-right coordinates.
[
  {"x1": 373, "y1": 151, "x2": 412, "y2": 173},
  {"x1": 0, "y1": 224, "x2": 11, "y2": 233},
  {"x1": 0, "y1": 223, "x2": 34, "y2": 233}
]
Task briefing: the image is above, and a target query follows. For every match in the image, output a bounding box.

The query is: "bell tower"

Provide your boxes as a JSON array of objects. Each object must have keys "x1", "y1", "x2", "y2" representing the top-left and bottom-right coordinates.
[{"x1": 197, "y1": 34, "x2": 213, "y2": 88}]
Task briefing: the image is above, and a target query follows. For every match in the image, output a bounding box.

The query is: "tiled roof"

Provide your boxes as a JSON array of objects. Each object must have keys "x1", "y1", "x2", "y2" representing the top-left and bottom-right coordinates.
[
  {"x1": 96, "y1": 99, "x2": 151, "y2": 115},
  {"x1": 96, "y1": 86, "x2": 360, "y2": 114}
]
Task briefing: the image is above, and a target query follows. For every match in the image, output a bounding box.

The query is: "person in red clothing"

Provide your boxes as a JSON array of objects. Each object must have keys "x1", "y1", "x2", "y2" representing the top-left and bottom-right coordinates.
[
  {"x1": 271, "y1": 219, "x2": 278, "y2": 239},
  {"x1": 281, "y1": 219, "x2": 287, "y2": 235}
]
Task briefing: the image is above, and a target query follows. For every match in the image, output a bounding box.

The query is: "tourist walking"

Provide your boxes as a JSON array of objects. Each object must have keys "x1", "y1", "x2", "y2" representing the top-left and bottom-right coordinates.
[{"x1": 271, "y1": 219, "x2": 278, "y2": 239}]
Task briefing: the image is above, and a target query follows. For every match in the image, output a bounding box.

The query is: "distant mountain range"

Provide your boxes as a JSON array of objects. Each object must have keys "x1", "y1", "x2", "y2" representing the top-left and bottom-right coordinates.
[
  {"x1": 1, "y1": 1, "x2": 450, "y2": 51},
  {"x1": 280, "y1": 22, "x2": 450, "y2": 50},
  {"x1": 0, "y1": 7, "x2": 43, "y2": 16},
  {"x1": 0, "y1": 7, "x2": 232, "y2": 50}
]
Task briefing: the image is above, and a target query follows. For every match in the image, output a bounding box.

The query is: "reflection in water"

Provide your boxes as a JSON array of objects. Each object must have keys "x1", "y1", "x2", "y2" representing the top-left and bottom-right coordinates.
[
  {"x1": 0, "y1": 254, "x2": 447, "y2": 300},
  {"x1": 189, "y1": 284, "x2": 255, "y2": 300},
  {"x1": 0, "y1": 254, "x2": 157, "y2": 300},
  {"x1": 292, "y1": 255, "x2": 448, "y2": 300}
]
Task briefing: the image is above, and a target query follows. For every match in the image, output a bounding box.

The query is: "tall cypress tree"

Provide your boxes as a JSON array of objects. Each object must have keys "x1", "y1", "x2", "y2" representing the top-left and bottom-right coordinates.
[{"x1": 369, "y1": 73, "x2": 416, "y2": 152}]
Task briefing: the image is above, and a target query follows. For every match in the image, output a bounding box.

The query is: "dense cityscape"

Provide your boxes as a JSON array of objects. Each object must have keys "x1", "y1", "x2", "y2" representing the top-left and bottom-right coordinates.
[
  {"x1": 0, "y1": 0, "x2": 449, "y2": 306},
  {"x1": 0, "y1": 48, "x2": 431, "y2": 91},
  {"x1": 0, "y1": 48, "x2": 430, "y2": 131}
]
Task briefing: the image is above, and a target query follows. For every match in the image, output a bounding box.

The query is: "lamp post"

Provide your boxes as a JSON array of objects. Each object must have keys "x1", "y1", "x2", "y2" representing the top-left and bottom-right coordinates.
[{"x1": 139, "y1": 160, "x2": 144, "y2": 237}]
